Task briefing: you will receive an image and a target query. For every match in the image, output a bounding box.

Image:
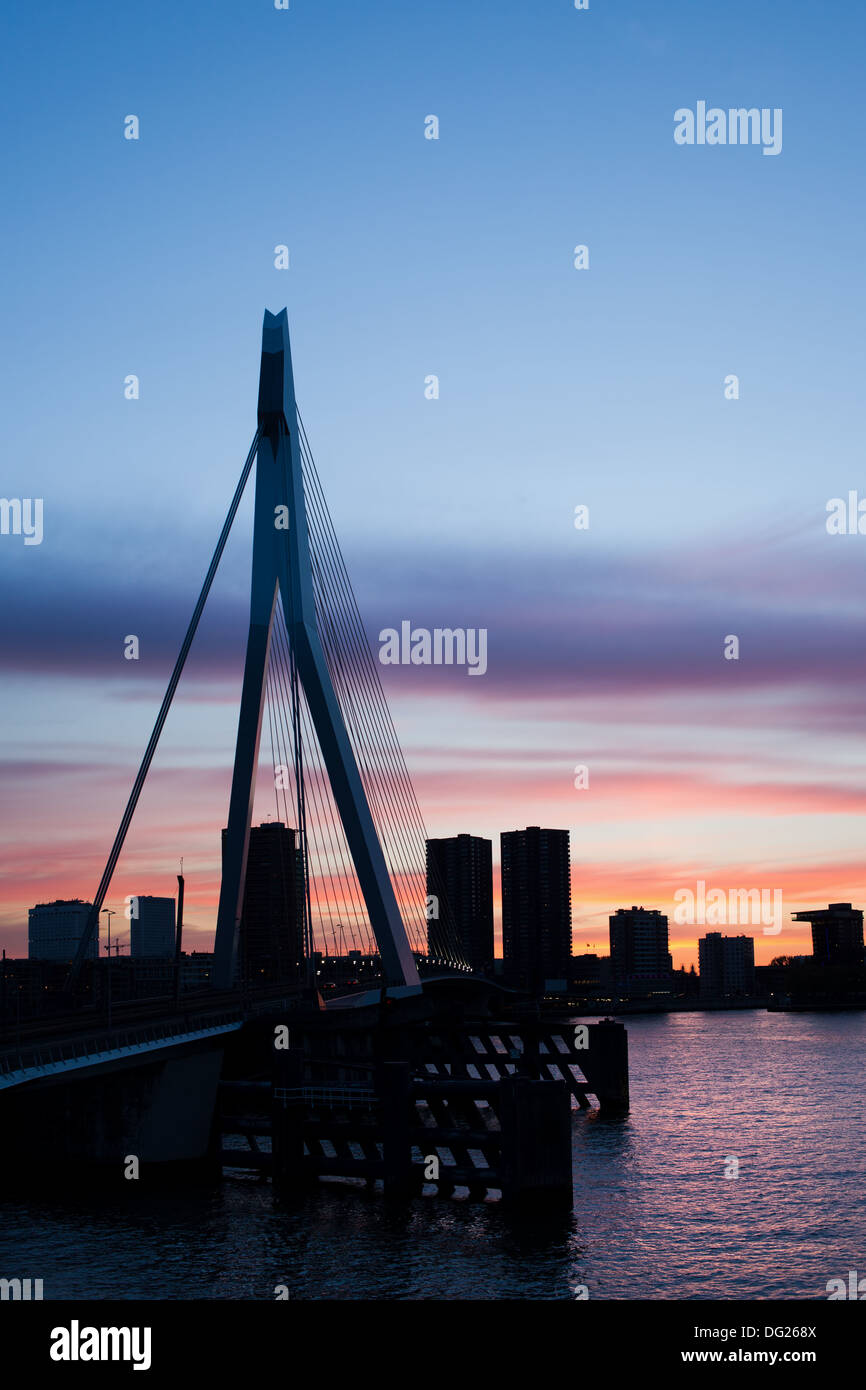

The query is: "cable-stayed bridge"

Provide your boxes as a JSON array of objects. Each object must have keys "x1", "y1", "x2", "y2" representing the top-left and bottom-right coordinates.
[
  {"x1": 0, "y1": 312, "x2": 627, "y2": 1199},
  {"x1": 62, "y1": 307, "x2": 469, "y2": 1002}
]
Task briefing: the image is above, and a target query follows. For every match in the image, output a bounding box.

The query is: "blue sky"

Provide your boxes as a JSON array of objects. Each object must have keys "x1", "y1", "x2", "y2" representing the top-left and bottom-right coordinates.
[{"x1": 1, "y1": 0, "x2": 865, "y2": 961}]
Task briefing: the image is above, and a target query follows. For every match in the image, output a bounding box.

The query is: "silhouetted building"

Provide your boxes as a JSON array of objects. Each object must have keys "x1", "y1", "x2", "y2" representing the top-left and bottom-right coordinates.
[
  {"x1": 78, "y1": 951, "x2": 215, "y2": 1002},
  {"x1": 570, "y1": 952, "x2": 602, "y2": 990},
  {"x1": 672, "y1": 963, "x2": 701, "y2": 998},
  {"x1": 129, "y1": 895, "x2": 176, "y2": 958},
  {"x1": 793, "y1": 903, "x2": 864, "y2": 969},
  {"x1": 28, "y1": 899, "x2": 96, "y2": 962},
  {"x1": 501, "y1": 826, "x2": 571, "y2": 993},
  {"x1": 221, "y1": 822, "x2": 303, "y2": 984},
  {"x1": 609, "y1": 907, "x2": 672, "y2": 989},
  {"x1": 426, "y1": 834, "x2": 494, "y2": 975},
  {"x1": 294, "y1": 847, "x2": 307, "y2": 950},
  {"x1": 698, "y1": 932, "x2": 755, "y2": 998},
  {"x1": 569, "y1": 952, "x2": 613, "y2": 994},
  {"x1": 179, "y1": 951, "x2": 215, "y2": 989},
  {"x1": 1, "y1": 957, "x2": 73, "y2": 1015},
  {"x1": 755, "y1": 956, "x2": 809, "y2": 997}
]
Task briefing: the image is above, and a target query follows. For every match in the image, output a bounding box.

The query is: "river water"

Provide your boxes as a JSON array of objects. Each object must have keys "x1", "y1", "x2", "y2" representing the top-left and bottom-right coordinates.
[{"x1": 2, "y1": 1011, "x2": 863, "y2": 1299}]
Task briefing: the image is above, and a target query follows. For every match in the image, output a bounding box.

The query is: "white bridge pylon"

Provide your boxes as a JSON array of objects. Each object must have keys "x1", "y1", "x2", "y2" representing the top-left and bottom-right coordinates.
[{"x1": 212, "y1": 310, "x2": 421, "y2": 995}]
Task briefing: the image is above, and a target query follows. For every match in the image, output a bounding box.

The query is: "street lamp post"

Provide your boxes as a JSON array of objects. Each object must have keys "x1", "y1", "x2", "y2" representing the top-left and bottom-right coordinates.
[{"x1": 102, "y1": 907, "x2": 115, "y2": 1028}]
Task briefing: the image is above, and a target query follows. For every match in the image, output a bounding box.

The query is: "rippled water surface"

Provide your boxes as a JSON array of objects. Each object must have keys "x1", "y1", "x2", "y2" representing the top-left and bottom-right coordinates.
[{"x1": 2, "y1": 1011, "x2": 863, "y2": 1299}]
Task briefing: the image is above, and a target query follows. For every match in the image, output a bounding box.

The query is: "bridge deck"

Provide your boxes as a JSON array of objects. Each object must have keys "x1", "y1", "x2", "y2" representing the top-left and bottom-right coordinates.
[{"x1": 0, "y1": 1010, "x2": 244, "y2": 1091}]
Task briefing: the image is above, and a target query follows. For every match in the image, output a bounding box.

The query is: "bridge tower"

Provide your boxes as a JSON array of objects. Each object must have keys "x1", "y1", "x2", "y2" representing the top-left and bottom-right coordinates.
[{"x1": 213, "y1": 311, "x2": 420, "y2": 995}]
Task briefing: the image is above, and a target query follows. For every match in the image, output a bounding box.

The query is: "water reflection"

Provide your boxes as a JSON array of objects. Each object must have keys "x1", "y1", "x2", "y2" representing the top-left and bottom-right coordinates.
[{"x1": 1, "y1": 1011, "x2": 863, "y2": 1299}]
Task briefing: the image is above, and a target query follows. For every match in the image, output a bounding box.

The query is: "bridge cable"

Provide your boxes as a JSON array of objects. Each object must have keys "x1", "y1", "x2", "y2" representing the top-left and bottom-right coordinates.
[
  {"x1": 297, "y1": 415, "x2": 467, "y2": 969},
  {"x1": 65, "y1": 428, "x2": 263, "y2": 991},
  {"x1": 271, "y1": 609, "x2": 373, "y2": 959},
  {"x1": 300, "y1": 434, "x2": 465, "y2": 967},
  {"x1": 297, "y1": 417, "x2": 467, "y2": 973}
]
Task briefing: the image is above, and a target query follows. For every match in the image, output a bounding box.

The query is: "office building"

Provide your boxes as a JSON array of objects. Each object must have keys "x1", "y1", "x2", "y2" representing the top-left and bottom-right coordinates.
[
  {"x1": 129, "y1": 895, "x2": 176, "y2": 958},
  {"x1": 426, "y1": 834, "x2": 494, "y2": 975},
  {"x1": 570, "y1": 952, "x2": 613, "y2": 994},
  {"x1": 501, "y1": 826, "x2": 571, "y2": 992},
  {"x1": 222, "y1": 821, "x2": 303, "y2": 984},
  {"x1": 793, "y1": 903, "x2": 864, "y2": 969},
  {"x1": 698, "y1": 932, "x2": 756, "y2": 998},
  {"x1": 28, "y1": 899, "x2": 96, "y2": 962},
  {"x1": 609, "y1": 906, "x2": 672, "y2": 987}
]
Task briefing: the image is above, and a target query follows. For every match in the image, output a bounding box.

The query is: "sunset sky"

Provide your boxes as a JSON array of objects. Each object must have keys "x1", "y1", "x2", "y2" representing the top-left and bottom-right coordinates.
[{"x1": 1, "y1": 0, "x2": 864, "y2": 968}]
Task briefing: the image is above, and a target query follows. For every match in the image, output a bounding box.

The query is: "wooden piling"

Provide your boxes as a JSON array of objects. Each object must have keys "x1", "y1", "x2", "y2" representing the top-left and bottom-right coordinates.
[
  {"x1": 499, "y1": 1075, "x2": 572, "y2": 1208},
  {"x1": 585, "y1": 1019, "x2": 629, "y2": 1115}
]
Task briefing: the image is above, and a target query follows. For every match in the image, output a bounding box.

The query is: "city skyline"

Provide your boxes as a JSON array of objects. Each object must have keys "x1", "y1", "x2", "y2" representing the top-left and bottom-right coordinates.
[
  {"x1": 14, "y1": 854, "x2": 863, "y2": 977},
  {"x1": 2, "y1": 0, "x2": 865, "y2": 1330},
  {"x1": 3, "y1": 689, "x2": 865, "y2": 968},
  {"x1": 2, "y1": 0, "x2": 865, "y2": 970}
]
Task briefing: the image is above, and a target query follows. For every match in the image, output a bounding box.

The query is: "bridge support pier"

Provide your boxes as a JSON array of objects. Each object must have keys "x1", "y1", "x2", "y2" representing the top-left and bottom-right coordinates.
[
  {"x1": 0, "y1": 1034, "x2": 229, "y2": 1186},
  {"x1": 584, "y1": 1019, "x2": 630, "y2": 1116},
  {"x1": 499, "y1": 1075, "x2": 572, "y2": 1208}
]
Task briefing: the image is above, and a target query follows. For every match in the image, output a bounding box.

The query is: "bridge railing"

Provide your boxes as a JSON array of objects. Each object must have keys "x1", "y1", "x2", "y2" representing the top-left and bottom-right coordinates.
[
  {"x1": 0, "y1": 1008, "x2": 243, "y2": 1081},
  {"x1": 273, "y1": 1083, "x2": 378, "y2": 1107}
]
